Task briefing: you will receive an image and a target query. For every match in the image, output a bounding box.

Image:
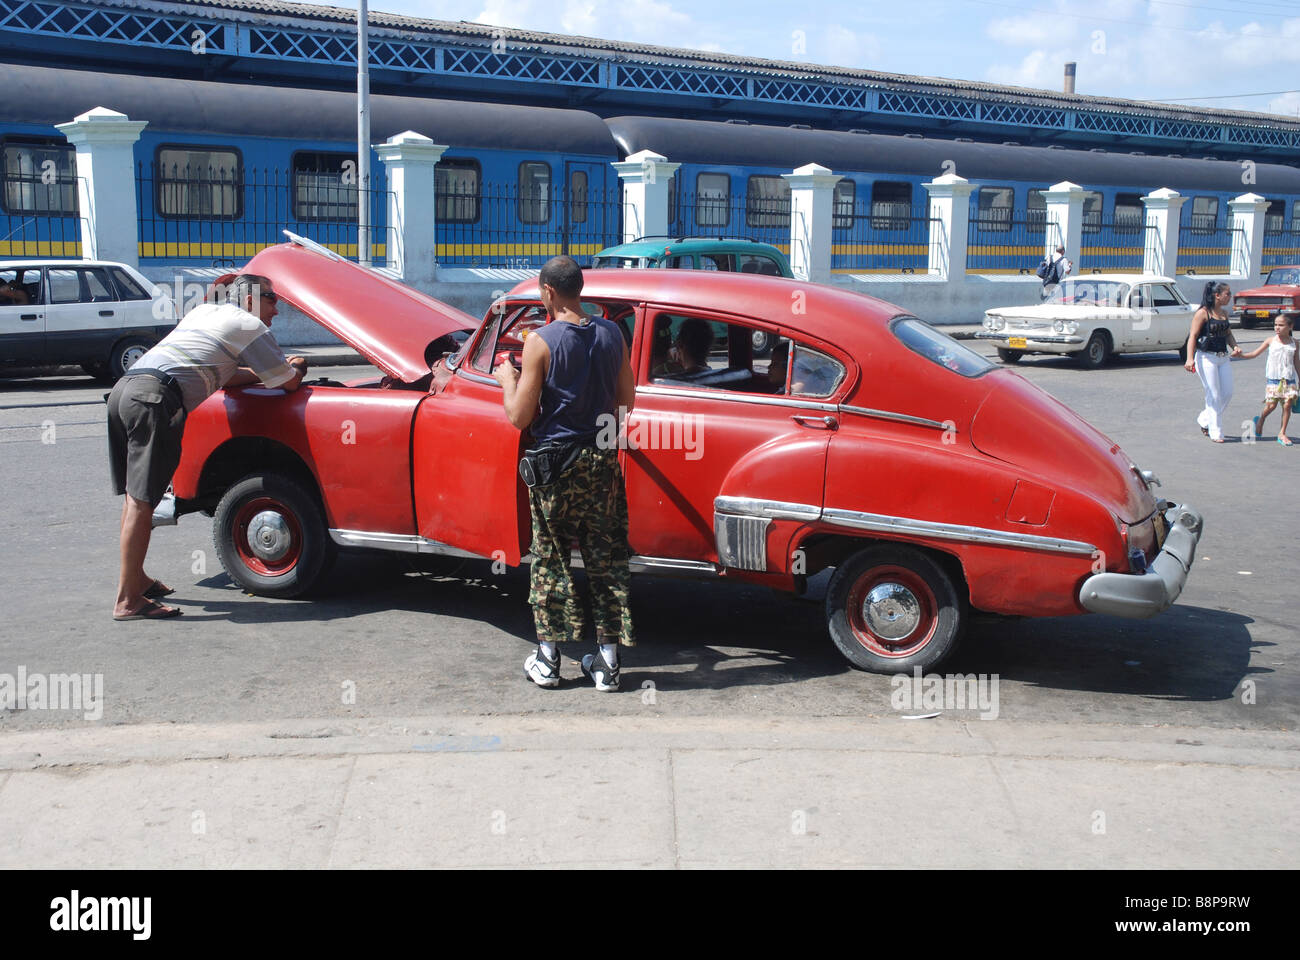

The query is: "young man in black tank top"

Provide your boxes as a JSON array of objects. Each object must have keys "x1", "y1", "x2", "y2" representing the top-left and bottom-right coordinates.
[{"x1": 495, "y1": 256, "x2": 637, "y2": 691}]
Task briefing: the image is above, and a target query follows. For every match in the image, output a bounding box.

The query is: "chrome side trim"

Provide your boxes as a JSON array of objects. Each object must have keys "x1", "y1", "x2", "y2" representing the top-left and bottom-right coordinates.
[
  {"x1": 715, "y1": 495, "x2": 822, "y2": 522},
  {"x1": 523, "y1": 551, "x2": 719, "y2": 576},
  {"x1": 329, "y1": 529, "x2": 487, "y2": 559},
  {"x1": 837, "y1": 405, "x2": 952, "y2": 432},
  {"x1": 636, "y1": 385, "x2": 838, "y2": 412},
  {"x1": 820, "y1": 508, "x2": 1096, "y2": 555},
  {"x1": 715, "y1": 513, "x2": 771, "y2": 571},
  {"x1": 456, "y1": 369, "x2": 499, "y2": 387}
]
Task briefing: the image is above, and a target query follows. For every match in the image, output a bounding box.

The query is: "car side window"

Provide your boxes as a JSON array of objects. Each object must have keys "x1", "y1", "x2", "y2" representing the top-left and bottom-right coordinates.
[
  {"x1": 82, "y1": 268, "x2": 117, "y2": 302},
  {"x1": 1130, "y1": 286, "x2": 1150, "y2": 310},
  {"x1": 664, "y1": 255, "x2": 695, "y2": 269},
  {"x1": 109, "y1": 267, "x2": 151, "y2": 301},
  {"x1": 738, "y1": 254, "x2": 781, "y2": 276},
  {"x1": 648, "y1": 311, "x2": 783, "y2": 395},
  {"x1": 790, "y1": 345, "x2": 846, "y2": 398},
  {"x1": 47, "y1": 268, "x2": 81, "y2": 304},
  {"x1": 1152, "y1": 285, "x2": 1182, "y2": 307},
  {"x1": 699, "y1": 253, "x2": 732, "y2": 271},
  {"x1": 0, "y1": 267, "x2": 41, "y2": 306}
]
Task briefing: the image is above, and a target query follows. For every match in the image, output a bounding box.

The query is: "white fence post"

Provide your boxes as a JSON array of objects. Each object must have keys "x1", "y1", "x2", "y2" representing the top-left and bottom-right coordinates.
[
  {"x1": 782, "y1": 163, "x2": 840, "y2": 283},
  {"x1": 1141, "y1": 187, "x2": 1185, "y2": 278},
  {"x1": 1228, "y1": 192, "x2": 1268, "y2": 280},
  {"x1": 1042, "y1": 180, "x2": 1084, "y2": 267},
  {"x1": 612, "y1": 150, "x2": 679, "y2": 244},
  {"x1": 55, "y1": 107, "x2": 148, "y2": 266},
  {"x1": 922, "y1": 173, "x2": 973, "y2": 279},
  {"x1": 374, "y1": 131, "x2": 447, "y2": 290}
]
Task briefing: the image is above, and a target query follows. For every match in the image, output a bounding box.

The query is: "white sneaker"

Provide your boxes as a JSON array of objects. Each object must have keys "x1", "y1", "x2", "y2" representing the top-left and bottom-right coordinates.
[
  {"x1": 581, "y1": 650, "x2": 620, "y2": 692},
  {"x1": 523, "y1": 647, "x2": 561, "y2": 688}
]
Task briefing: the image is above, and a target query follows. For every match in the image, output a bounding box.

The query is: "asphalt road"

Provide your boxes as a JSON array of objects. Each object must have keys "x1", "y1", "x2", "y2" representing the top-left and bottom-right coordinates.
[{"x1": 0, "y1": 336, "x2": 1295, "y2": 734}]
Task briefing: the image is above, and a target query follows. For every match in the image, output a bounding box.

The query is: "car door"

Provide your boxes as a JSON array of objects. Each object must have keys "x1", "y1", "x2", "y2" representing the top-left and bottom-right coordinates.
[
  {"x1": 1126, "y1": 284, "x2": 1155, "y2": 348},
  {"x1": 43, "y1": 265, "x2": 121, "y2": 364},
  {"x1": 621, "y1": 305, "x2": 831, "y2": 567},
  {"x1": 1150, "y1": 283, "x2": 1193, "y2": 348},
  {"x1": 0, "y1": 265, "x2": 45, "y2": 365}
]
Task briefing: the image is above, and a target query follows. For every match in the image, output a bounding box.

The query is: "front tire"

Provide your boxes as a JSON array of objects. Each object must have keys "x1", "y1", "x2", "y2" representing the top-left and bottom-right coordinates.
[
  {"x1": 213, "y1": 472, "x2": 333, "y2": 598},
  {"x1": 1075, "y1": 330, "x2": 1112, "y2": 369},
  {"x1": 825, "y1": 544, "x2": 965, "y2": 673},
  {"x1": 996, "y1": 348, "x2": 1023, "y2": 364},
  {"x1": 1238, "y1": 315, "x2": 1258, "y2": 330}
]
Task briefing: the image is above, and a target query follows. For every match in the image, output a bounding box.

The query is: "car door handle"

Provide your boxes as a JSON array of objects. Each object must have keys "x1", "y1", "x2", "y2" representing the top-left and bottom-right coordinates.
[
  {"x1": 99, "y1": 310, "x2": 114, "y2": 317},
  {"x1": 792, "y1": 415, "x2": 837, "y2": 430},
  {"x1": 20, "y1": 313, "x2": 39, "y2": 321}
]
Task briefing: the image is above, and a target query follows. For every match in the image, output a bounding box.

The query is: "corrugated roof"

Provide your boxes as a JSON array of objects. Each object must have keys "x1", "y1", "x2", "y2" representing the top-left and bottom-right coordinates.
[{"x1": 127, "y1": 0, "x2": 1300, "y2": 130}]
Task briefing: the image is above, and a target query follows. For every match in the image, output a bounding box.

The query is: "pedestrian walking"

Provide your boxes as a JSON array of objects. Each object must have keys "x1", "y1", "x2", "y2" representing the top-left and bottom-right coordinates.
[
  {"x1": 107, "y1": 274, "x2": 306, "y2": 620},
  {"x1": 494, "y1": 255, "x2": 637, "y2": 691},
  {"x1": 1243, "y1": 312, "x2": 1298, "y2": 445},
  {"x1": 1184, "y1": 280, "x2": 1242, "y2": 443},
  {"x1": 1037, "y1": 245, "x2": 1072, "y2": 298}
]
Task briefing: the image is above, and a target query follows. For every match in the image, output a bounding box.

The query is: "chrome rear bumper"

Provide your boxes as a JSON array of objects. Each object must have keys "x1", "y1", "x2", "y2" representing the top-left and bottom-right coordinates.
[{"x1": 1078, "y1": 502, "x2": 1203, "y2": 618}]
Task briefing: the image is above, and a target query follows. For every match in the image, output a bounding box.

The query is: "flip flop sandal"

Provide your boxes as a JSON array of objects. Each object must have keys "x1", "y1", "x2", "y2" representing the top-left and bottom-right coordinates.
[
  {"x1": 1253, "y1": 416, "x2": 1262, "y2": 438},
  {"x1": 143, "y1": 579, "x2": 175, "y2": 600},
  {"x1": 1279, "y1": 436, "x2": 1294, "y2": 446},
  {"x1": 113, "y1": 598, "x2": 182, "y2": 621},
  {"x1": 1199, "y1": 425, "x2": 1209, "y2": 436}
]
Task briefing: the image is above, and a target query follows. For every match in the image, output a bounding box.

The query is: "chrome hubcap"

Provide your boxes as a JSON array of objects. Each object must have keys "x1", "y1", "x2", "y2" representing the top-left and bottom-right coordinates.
[
  {"x1": 246, "y1": 510, "x2": 292, "y2": 562},
  {"x1": 862, "y1": 582, "x2": 921, "y2": 640}
]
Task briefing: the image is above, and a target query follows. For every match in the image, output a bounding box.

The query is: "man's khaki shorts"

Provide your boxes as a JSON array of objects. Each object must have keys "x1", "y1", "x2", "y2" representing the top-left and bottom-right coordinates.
[{"x1": 107, "y1": 375, "x2": 187, "y2": 508}]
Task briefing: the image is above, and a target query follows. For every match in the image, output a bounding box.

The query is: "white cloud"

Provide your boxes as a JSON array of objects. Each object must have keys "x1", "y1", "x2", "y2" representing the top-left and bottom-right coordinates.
[
  {"x1": 1267, "y1": 91, "x2": 1300, "y2": 119},
  {"x1": 821, "y1": 24, "x2": 881, "y2": 69},
  {"x1": 986, "y1": 16, "x2": 1058, "y2": 48}
]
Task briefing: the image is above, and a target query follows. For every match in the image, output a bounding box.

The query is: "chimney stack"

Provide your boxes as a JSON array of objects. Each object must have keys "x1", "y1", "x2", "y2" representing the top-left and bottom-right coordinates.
[{"x1": 1064, "y1": 61, "x2": 1076, "y2": 94}]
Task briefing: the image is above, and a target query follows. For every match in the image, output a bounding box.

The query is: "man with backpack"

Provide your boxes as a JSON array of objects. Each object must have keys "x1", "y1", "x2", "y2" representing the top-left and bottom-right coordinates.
[{"x1": 1037, "y1": 245, "x2": 1072, "y2": 298}]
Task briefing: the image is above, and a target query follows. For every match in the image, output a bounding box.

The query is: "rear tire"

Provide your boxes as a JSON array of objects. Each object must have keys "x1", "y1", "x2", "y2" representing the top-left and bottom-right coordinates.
[
  {"x1": 996, "y1": 348, "x2": 1023, "y2": 364},
  {"x1": 213, "y1": 472, "x2": 334, "y2": 598},
  {"x1": 1238, "y1": 316, "x2": 1258, "y2": 330},
  {"x1": 751, "y1": 330, "x2": 776, "y2": 358},
  {"x1": 825, "y1": 544, "x2": 965, "y2": 673},
  {"x1": 107, "y1": 336, "x2": 153, "y2": 381},
  {"x1": 1176, "y1": 344, "x2": 1188, "y2": 363},
  {"x1": 1075, "y1": 330, "x2": 1112, "y2": 369}
]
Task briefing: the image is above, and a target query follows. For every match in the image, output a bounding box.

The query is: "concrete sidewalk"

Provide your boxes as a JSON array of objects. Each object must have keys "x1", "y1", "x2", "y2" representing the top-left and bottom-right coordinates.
[{"x1": 0, "y1": 715, "x2": 1293, "y2": 868}]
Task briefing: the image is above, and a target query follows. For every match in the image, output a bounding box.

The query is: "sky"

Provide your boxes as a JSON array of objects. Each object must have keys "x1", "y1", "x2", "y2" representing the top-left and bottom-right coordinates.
[{"x1": 359, "y1": 0, "x2": 1300, "y2": 118}]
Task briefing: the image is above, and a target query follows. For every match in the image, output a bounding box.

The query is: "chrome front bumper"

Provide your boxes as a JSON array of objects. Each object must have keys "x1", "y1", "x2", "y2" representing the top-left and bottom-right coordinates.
[
  {"x1": 975, "y1": 332, "x2": 1085, "y2": 347},
  {"x1": 1078, "y1": 502, "x2": 1203, "y2": 619}
]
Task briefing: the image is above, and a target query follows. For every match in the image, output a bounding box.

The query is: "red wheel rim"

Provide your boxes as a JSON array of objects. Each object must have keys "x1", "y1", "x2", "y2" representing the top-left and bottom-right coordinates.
[
  {"x1": 845, "y1": 565, "x2": 938, "y2": 659},
  {"x1": 232, "y1": 497, "x2": 302, "y2": 577}
]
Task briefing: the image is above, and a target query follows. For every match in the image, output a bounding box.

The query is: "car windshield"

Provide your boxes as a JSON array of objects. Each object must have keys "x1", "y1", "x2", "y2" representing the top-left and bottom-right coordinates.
[
  {"x1": 1265, "y1": 268, "x2": 1300, "y2": 286},
  {"x1": 1044, "y1": 280, "x2": 1131, "y2": 307},
  {"x1": 893, "y1": 317, "x2": 994, "y2": 377}
]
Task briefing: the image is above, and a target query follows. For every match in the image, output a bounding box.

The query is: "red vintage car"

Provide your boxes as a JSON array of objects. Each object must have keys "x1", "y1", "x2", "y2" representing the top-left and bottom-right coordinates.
[
  {"x1": 1233, "y1": 265, "x2": 1300, "y2": 328},
  {"x1": 167, "y1": 239, "x2": 1203, "y2": 672}
]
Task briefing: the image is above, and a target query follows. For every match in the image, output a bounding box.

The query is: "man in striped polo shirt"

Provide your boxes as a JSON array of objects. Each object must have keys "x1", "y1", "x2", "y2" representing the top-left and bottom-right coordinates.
[{"x1": 107, "y1": 273, "x2": 306, "y2": 620}]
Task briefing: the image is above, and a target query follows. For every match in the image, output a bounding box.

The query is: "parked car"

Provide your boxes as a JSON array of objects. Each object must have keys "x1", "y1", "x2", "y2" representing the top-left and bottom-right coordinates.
[
  {"x1": 0, "y1": 259, "x2": 176, "y2": 381},
  {"x1": 1232, "y1": 266, "x2": 1300, "y2": 329},
  {"x1": 977, "y1": 274, "x2": 1194, "y2": 368},
  {"x1": 166, "y1": 240, "x2": 1202, "y2": 673},
  {"x1": 592, "y1": 236, "x2": 793, "y2": 355}
]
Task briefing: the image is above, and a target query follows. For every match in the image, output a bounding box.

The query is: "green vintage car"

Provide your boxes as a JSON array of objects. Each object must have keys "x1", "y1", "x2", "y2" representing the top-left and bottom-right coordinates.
[{"x1": 591, "y1": 237, "x2": 793, "y2": 355}]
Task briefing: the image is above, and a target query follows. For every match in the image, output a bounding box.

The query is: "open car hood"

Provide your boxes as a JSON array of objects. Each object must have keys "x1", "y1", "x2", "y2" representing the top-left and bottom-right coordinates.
[{"x1": 232, "y1": 242, "x2": 479, "y2": 382}]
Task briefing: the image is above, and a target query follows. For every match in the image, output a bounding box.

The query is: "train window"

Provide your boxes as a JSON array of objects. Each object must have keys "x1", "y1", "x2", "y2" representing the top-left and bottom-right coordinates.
[
  {"x1": 1114, "y1": 193, "x2": 1144, "y2": 234},
  {"x1": 695, "y1": 172, "x2": 730, "y2": 227},
  {"x1": 569, "y1": 169, "x2": 588, "y2": 225},
  {"x1": 517, "y1": 161, "x2": 551, "y2": 224},
  {"x1": 156, "y1": 146, "x2": 242, "y2": 219},
  {"x1": 1264, "y1": 199, "x2": 1286, "y2": 234},
  {"x1": 291, "y1": 151, "x2": 358, "y2": 222},
  {"x1": 1027, "y1": 188, "x2": 1047, "y2": 226},
  {"x1": 1081, "y1": 191, "x2": 1103, "y2": 235},
  {"x1": 1, "y1": 137, "x2": 77, "y2": 216},
  {"x1": 746, "y1": 176, "x2": 790, "y2": 229},
  {"x1": 435, "y1": 158, "x2": 480, "y2": 224},
  {"x1": 1188, "y1": 196, "x2": 1219, "y2": 233},
  {"x1": 833, "y1": 180, "x2": 855, "y2": 231},
  {"x1": 870, "y1": 181, "x2": 911, "y2": 230},
  {"x1": 1293, "y1": 203, "x2": 1300, "y2": 234},
  {"x1": 975, "y1": 187, "x2": 1014, "y2": 231}
]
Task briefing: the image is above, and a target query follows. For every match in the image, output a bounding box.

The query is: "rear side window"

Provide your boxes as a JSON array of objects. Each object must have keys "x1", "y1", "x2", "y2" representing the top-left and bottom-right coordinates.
[
  {"x1": 699, "y1": 253, "x2": 732, "y2": 271},
  {"x1": 737, "y1": 254, "x2": 782, "y2": 275},
  {"x1": 110, "y1": 267, "x2": 151, "y2": 301},
  {"x1": 790, "y1": 345, "x2": 845, "y2": 398},
  {"x1": 47, "y1": 268, "x2": 81, "y2": 304},
  {"x1": 893, "y1": 317, "x2": 993, "y2": 377},
  {"x1": 82, "y1": 267, "x2": 116, "y2": 302}
]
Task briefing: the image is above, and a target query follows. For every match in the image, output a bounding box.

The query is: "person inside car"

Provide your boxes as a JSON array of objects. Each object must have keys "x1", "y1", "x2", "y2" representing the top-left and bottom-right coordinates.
[{"x1": 654, "y1": 317, "x2": 713, "y2": 379}]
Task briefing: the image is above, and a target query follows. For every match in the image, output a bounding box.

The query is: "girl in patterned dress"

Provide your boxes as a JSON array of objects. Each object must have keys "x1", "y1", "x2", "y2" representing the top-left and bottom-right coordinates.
[{"x1": 1245, "y1": 312, "x2": 1299, "y2": 446}]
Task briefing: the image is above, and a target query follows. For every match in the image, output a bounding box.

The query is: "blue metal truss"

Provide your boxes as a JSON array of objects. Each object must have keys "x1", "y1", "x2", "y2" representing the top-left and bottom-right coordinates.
[{"x1": 2, "y1": 0, "x2": 1297, "y2": 154}]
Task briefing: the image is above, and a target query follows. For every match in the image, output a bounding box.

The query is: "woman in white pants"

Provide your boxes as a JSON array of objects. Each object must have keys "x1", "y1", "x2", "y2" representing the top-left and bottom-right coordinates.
[{"x1": 1185, "y1": 281, "x2": 1242, "y2": 442}]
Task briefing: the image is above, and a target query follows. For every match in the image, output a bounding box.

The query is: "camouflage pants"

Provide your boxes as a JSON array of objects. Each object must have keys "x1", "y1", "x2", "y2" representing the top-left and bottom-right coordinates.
[{"x1": 528, "y1": 446, "x2": 635, "y2": 647}]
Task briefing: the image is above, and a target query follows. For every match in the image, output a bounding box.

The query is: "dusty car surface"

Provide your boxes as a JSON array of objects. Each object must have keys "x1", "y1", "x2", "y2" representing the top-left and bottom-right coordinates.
[
  {"x1": 1232, "y1": 266, "x2": 1300, "y2": 329},
  {"x1": 977, "y1": 274, "x2": 1194, "y2": 369},
  {"x1": 167, "y1": 239, "x2": 1203, "y2": 672}
]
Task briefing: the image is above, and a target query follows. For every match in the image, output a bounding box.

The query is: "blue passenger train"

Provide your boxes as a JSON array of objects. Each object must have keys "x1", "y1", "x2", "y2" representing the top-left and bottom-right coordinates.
[{"x1": 2, "y1": 63, "x2": 1298, "y2": 272}]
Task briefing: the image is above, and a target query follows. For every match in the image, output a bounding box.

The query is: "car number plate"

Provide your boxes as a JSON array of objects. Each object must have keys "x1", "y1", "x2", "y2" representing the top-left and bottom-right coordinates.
[
  {"x1": 1008, "y1": 336, "x2": 1027, "y2": 349},
  {"x1": 1255, "y1": 310, "x2": 1270, "y2": 318}
]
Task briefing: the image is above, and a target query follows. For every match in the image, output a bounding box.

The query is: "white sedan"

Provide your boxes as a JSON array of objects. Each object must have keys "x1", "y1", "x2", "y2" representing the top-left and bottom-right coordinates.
[{"x1": 976, "y1": 274, "x2": 1195, "y2": 369}]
